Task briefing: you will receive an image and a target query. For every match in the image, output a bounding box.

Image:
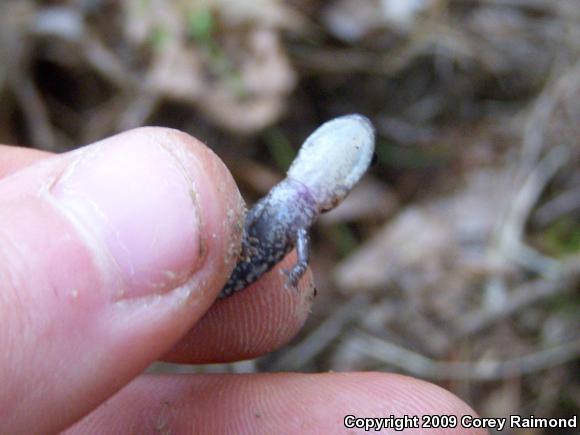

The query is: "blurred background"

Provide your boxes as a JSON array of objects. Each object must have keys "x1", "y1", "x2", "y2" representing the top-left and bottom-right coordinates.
[{"x1": 1, "y1": 0, "x2": 578, "y2": 432}]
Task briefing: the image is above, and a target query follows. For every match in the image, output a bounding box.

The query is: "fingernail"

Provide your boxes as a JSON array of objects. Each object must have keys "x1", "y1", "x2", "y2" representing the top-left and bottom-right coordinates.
[{"x1": 52, "y1": 130, "x2": 202, "y2": 298}]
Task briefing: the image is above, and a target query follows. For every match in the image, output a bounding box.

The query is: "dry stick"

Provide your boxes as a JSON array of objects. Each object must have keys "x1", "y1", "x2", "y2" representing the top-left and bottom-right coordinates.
[
  {"x1": 269, "y1": 294, "x2": 370, "y2": 371},
  {"x1": 352, "y1": 331, "x2": 580, "y2": 381},
  {"x1": 30, "y1": 10, "x2": 143, "y2": 145},
  {"x1": 452, "y1": 256, "x2": 580, "y2": 340},
  {"x1": 293, "y1": 25, "x2": 472, "y2": 76},
  {"x1": 496, "y1": 146, "x2": 568, "y2": 276},
  {"x1": 452, "y1": 0, "x2": 576, "y2": 16},
  {"x1": 30, "y1": 7, "x2": 137, "y2": 90},
  {"x1": 478, "y1": 60, "x2": 580, "y2": 338},
  {"x1": 5, "y1": 26, "x2": 57, "y2": 150},
  {"x1": 507, "y1": 148, "x2": 570, "y2": 244},
  {"x1": 533, "y1": 185, "x2": 580, "y2": 227},
  {"x1": 80, "y1": 32, "x2": 139, "y2": 90},
  {"x1": 482, "y1": 147, "x2": 569, "y2": 318},
  {"x1": 520, "y1": 58, "x2": 580, "y2": 179},
  {"x1": 10, "y1": 72, "x2": 57, "y2": 151},
  {"x1": 117, "y1": 93, "x2": 160, "y2": 132},
  {"x1": 79, "y1": 32, "x2": 153, "y2": 135}
]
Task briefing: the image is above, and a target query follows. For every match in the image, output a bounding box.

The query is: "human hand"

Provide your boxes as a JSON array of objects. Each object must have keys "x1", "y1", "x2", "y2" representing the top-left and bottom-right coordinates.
[{"x1": 0, "y1": 128, "x2": 484, "y2": 434}]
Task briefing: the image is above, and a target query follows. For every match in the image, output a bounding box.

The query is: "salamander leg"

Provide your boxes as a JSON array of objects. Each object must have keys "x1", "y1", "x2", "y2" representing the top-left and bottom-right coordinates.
[{"x1": 286, "y1": 228, "x2": 310, "y2": 287}]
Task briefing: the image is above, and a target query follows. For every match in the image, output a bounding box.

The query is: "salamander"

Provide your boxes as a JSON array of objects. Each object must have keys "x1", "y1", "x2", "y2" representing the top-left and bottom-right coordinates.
[{"x1": 220, "y1": 114, "x2": 375, "y2": 298}]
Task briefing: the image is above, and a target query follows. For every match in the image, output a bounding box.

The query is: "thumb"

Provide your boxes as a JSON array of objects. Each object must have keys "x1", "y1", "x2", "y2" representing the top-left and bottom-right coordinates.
[{"x1": 0, "y1": 127, "x2": 243, "y2": 433}]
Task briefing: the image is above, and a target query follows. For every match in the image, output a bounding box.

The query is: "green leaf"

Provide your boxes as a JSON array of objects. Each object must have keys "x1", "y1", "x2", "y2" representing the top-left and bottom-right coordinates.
[{"x1": 187, "y1": 8, "x2": 214, "y2": 42}]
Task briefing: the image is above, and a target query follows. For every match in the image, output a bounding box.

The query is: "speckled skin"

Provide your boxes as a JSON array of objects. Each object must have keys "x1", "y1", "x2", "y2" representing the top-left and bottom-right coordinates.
[
  {"x1": 219, "y1": 114, "x2": 375, "y2": 298},
  {"x1": 220, "y1": 179, "x2": 317, "y2": 297}
]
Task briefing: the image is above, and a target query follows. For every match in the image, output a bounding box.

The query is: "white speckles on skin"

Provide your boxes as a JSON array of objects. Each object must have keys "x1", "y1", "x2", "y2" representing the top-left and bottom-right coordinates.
[{"x1": 287, "y1": 114, "x2": 375, "y2": 212}]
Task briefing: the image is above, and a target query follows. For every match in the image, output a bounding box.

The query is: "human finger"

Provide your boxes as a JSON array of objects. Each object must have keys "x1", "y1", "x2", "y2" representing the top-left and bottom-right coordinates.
[{"x1": 0, "y1": 127, "x2": 243, "y2": 433}]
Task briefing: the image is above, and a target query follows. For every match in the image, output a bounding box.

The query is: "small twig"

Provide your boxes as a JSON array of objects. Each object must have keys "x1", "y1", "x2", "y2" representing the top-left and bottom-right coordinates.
[
  {"x1": 451, "y1": 0, "x2": 579, "y2": 18},
  {"x1": 31, "y1": 6, "x2": 137, "y2": 90},
  {"x1": 452, "y1": 256, "x2": 580, "y2": 340},
  {"x1": 269, "y1": 294, "x2": 370, "y2": 371},
  {"x1": 495, "y1": 146, "x2": 569, "y2": 276},
  {"x1": 292, "y1": 25, "x2": 473, "y2": 76},
  {"x1": 482, "y1": 148, "x2": 565, "y2": 310},
  {"x1": 507, "y1": 147, "x2": 569, "y2": 246},
  {"x1": 117, "y1": 92, "x2": 160, "y2": 131},
  {"x1": 520, "y1": 58, "x2": 580, "y2": 178},
  {"x1": 80, "y1": 31, "x2": 139, "y2": 90},
  {"x1": 10, "y1": 71, "x2": 57, "y2": 150},
  {"x1": 351, "y1": 331, "x2": 580, "y2": 381},
  {"x1": 533, "y1": 185, "x2": 580, "y2": 227}
]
